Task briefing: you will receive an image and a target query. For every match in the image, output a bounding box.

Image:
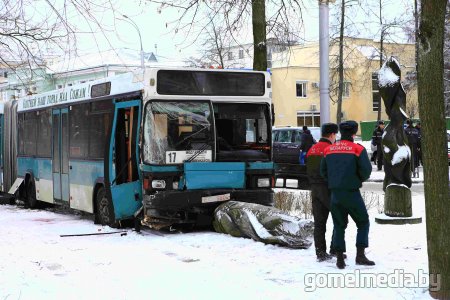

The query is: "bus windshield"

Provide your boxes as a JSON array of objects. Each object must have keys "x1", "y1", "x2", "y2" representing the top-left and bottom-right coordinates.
[
  {"x1": 143, "y1": 101, "x2": 213, "y2": 164},
  {"x1": 214, "y1": 103, "x2": 270, "y2": 162}
]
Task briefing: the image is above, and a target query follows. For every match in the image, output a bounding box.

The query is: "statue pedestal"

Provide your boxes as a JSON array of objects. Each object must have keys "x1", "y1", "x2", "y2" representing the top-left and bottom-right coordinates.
[
  {"x1": 375, "y1": 213, "x2": 422, "y2": 225},
  {"x1": 384, "y1": 185, "x2": 412, "y2": 217},
  {"x1": 376, "y1": 185, "x2": 422, "y2": 224}
]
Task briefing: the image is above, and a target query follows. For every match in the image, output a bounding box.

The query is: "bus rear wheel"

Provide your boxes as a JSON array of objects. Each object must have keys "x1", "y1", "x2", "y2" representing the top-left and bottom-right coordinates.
[
  {"x1": 26, "y1": 180, "x2": 38, "y2": 209},
  {"x1": 96, "y1": 187, "x2": 118, "y2": 228}
]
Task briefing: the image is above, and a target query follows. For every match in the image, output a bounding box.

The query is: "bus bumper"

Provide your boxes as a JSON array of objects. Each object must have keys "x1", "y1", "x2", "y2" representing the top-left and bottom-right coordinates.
[{"x1": 142, "y1": 189, "x2": 274, "y2": 226}]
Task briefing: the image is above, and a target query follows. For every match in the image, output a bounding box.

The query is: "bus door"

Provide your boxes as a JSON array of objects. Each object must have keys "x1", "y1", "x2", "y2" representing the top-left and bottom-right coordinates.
[
  {"x1": 108, "y1": 100, "x2": 141, "y2": 220},
  {"x1": 52, "y1": 108, "x2": 69, "y2": 204}
]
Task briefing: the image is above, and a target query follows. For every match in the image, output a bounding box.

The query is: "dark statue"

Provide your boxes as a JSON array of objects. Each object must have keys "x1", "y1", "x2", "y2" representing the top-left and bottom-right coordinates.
[{"x1": 378, "y1": 57, "x2": 412, "y2": 191}]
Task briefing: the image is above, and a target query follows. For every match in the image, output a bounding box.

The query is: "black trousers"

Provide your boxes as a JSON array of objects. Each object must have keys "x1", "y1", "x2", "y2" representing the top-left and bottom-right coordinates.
[
  {"x1": 376, "y1": 144, "x2": 383, "y2": 170},
  {"x1": 311, "y1": 184, "x2": 334, "y2": 255}
]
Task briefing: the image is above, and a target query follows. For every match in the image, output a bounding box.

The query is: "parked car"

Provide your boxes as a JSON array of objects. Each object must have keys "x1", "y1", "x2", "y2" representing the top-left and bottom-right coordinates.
[
  {"x1": 273, "y1": 126, "x2": 342, "y2": 164},
  {"x1": 272, "y1": 127, "x2": 304, "y2": 164}
]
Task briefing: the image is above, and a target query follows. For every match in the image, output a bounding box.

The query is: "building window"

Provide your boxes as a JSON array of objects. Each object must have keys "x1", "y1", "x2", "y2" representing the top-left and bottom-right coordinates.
[
  {"x1": 239, "y1": 49, "x2": 244, "y2": 59},
  {"x1": 297, "y1": 111, "x2": 320, "y2": 127},
  {"x1": 227, "y1": 52, "x2": 233, "y2": 60},
  {"x1": 343, "y1": 82, "x2": 350, "y2": 98},
  {"x1": 296, "y1": 81, "x2": 308, "y2": 98},
  {"x1": 372, "y1": 72, "x2": 380, "y2": 112}
]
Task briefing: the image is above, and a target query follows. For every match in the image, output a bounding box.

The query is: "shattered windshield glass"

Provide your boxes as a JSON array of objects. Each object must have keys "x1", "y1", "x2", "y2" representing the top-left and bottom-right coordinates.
[{"x1": 143, "y1": 101, "x2": 213, "y2": 164}]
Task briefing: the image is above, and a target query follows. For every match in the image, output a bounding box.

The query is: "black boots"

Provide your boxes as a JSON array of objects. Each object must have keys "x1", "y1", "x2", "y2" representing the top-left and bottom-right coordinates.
[
  {"x1": 336, "y1": 252, "x2": 346, "y2": 269},
  {"x1": 355, "y1": 247, "x2": 375, "y2": 266},
  {"x1": 316, "y1": 251, "x2": 333, "y2": 262},
  {"x1": 330, "y1": 248, "x2": 347, "y2": 259}
]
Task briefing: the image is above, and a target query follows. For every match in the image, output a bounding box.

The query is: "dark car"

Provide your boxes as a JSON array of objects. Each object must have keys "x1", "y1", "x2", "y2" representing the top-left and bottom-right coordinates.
[
  {"x1": 272, "y1": 127, "x2": 321, "y2": 164},
  {"x1": 273, "y1": 127, "x2": 303, "y2": 164}
]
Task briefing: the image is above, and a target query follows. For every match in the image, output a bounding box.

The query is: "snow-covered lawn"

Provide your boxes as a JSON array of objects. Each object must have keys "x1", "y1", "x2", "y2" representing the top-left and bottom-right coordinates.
[{"x1": 0, "y1": 183, "x2": 432, "y2": 300}]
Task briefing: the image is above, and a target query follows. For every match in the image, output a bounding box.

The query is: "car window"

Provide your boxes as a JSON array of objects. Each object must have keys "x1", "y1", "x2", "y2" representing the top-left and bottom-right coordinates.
[
  {"x1": 277, "y1": 130, "x2": 293, "y2": 143},
  {"x1": 293, "y1": 130, "x2": 302, "y2": 144},
  {"x1": 273, "y1": 131, "x2": 279, "y2": 142}
]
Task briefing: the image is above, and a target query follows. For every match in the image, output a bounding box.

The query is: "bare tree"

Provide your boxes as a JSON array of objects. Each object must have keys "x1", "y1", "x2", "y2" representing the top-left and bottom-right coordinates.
[
  {"x1": 146, "y1": 0, "x2": 305, "y2": 70},
  {"x1": 192, "y1": 19, "x2": 231, "y2": 69},
  {"x1": 0, "y1": 0, "x2": 128, "y2": 87},
  {"x1": 336, "y1": 0, "x2": 346, "y2": 124}
]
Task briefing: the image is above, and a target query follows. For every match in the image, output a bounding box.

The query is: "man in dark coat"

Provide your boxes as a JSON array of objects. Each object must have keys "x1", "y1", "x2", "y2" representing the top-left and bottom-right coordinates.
[
  {"x1": 306, "y1": 123, "x2": 339, "y2": 262},
  {"x1": 405, "y1": 119, "x2": 420, "y2": 174},
  {"x1": 414, "y1": 122, "x2": 422, "y2": 166},
  {"x1": 299, "y1": 129, "x2": 315, "y2": 164},
  {"x1": 320, "y1": 121, "x2": 375, "y2": 269},
  {"x1": 371, "y1": 120, "x2": 385, "y2": 171}
]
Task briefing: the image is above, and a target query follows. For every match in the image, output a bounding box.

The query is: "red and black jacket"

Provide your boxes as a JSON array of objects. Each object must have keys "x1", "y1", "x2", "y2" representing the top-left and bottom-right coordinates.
[
  {"x1": 320, "y1": 139, "x2": 372, "y2": 190},
  {"x1": 306, "y1": 138, "x2": 332, "y2": 185}
]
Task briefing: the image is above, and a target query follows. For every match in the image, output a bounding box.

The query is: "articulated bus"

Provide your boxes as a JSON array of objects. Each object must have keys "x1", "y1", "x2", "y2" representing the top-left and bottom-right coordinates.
[{"x1": 2, "y1": 68, "x2": 274, "y2": 228}]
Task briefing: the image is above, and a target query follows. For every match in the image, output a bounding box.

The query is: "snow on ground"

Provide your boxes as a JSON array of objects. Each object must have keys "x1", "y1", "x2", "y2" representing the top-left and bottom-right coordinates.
[{"x1": 0, "y1": 183, "x2": 432, "y2": 300}]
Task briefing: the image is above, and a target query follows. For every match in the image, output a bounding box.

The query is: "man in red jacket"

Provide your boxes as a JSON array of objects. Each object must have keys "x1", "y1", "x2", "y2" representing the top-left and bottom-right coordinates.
[
  {"x1": 320, "y1": 121, "x2": 375, "y2": 269},
  {"x1": 306, "y1": 123, "x2": 339, "y2": 261}
]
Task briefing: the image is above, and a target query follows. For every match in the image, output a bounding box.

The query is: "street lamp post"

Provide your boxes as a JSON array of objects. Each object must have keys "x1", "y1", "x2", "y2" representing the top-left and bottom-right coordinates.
[
  {"x1": 318, "y1": 0, "x2": 335, "y2": 125},
  {"x1": 122, "y1": 15, "x2": 145, "y2": 71}
]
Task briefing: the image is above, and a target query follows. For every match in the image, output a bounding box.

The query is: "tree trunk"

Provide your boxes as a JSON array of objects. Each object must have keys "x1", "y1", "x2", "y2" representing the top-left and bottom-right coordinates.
[
  {"x1": 212, "y1": 22, "x2": 225, "y2": 68},
  {"x1": 336, "y1": 0, "x2": 345, "y2": 124},
  {"x1": 252, "y1": 0, "x2": 267, "y2": 71},
  {"x1": 418, "y1": 0, "x2": 450, "y2": 298}
]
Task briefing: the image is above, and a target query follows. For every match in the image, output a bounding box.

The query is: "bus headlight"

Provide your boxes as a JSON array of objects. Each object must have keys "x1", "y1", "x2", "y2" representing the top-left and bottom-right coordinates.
[
  {"x1": 257, "y1": 178, "x2": 270, "y2": 188},
  {"x1": 152, "y1": 180, "x2": 166, "y2": 189}
]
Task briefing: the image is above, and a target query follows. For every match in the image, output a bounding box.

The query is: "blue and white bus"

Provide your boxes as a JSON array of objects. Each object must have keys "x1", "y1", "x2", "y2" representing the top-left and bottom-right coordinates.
[
  {"x1": 6, "y1": 72, "x2": 143, "y2": 227},
  {"x1": 3, "y1": 68, "x2": 274, "y2": 228}
]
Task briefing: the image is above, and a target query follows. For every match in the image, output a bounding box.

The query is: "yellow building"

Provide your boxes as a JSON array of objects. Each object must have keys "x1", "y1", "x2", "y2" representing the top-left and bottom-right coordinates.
[{"x1": 271, "y1": 37, "x2": 417, "y2": 132}]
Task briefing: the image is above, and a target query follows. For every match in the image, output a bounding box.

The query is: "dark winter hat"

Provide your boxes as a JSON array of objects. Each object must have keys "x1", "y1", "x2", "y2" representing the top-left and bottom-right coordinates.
[
  {"x1": 321, "y1": 123, "x2": 339, "y2": 136},
  {"x1": 339, "y1": 120, "x2": 359, "y2": 136},
  {"x1": 377, "y1": 120, "x2": 385, "y2": 125}
]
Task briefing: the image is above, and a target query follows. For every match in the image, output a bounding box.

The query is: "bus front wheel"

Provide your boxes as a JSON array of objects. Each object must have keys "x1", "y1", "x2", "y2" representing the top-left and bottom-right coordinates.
[{"x1": 96, "y1": 187, "x2": 118, "y2": 228}]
